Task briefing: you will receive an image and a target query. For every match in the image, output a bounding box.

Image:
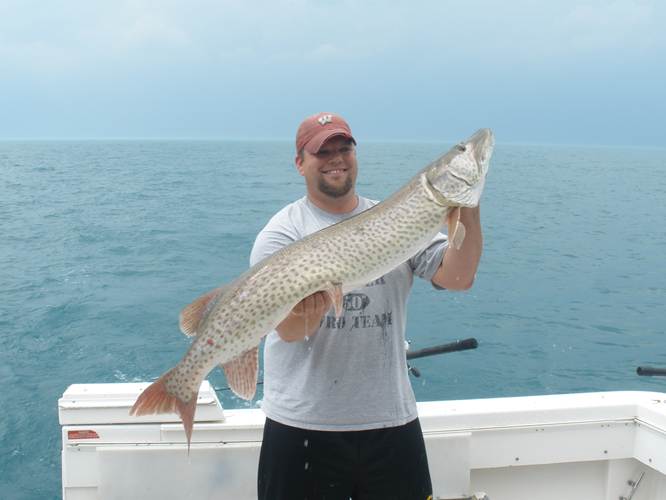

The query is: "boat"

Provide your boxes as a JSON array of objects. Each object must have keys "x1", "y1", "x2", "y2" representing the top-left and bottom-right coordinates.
[{"x1": 58, "y1": 377, "x2": 666, "y2": 499}]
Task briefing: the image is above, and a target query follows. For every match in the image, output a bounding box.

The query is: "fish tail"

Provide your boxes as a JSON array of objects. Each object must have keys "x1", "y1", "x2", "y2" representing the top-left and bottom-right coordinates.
[{"x1": 130, "y1": 368, "x2": 199, "y2": 448}]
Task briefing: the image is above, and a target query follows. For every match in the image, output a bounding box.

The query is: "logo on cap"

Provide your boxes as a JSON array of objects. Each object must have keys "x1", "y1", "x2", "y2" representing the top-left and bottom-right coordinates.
[{"x1": 317, "y1": 114, "x2": 333, "y2": 126}]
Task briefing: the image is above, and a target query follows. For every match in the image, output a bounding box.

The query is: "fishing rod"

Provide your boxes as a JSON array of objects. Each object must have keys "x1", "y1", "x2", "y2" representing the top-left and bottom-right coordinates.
[
  {"x1": 636, "y1": 366, "x2": 666, "y2": 377},
  {"x1": 214, "y1": 337, "x2": 479, "y2": 392},
  {"x1": 407, "y1": 337, "x2": 478, "y2": 377},
  {"x1": 407, "y1": 337, "x2": 478, "y2": 360}
]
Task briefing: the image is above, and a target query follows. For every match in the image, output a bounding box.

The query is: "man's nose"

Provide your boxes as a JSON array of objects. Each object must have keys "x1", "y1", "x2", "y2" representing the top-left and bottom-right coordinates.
[{"x1": 329, "y1": 149, "x2": 345, "y2": 162}]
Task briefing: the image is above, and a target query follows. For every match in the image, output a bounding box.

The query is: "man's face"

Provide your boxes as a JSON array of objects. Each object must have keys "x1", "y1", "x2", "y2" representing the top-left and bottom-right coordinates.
[{"x1": 296, "y1": 136, "x2": 358, "y2": 199}]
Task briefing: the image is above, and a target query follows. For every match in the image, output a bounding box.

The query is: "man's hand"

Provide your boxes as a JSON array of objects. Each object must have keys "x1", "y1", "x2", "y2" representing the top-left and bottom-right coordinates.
[{"x1": 276, "y1": 291, "x2": 332, "y2": 342}]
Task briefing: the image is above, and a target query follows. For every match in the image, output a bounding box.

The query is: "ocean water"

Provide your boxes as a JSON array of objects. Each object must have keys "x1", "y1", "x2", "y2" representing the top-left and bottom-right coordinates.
[{"x1": 1, "y1": 139, "x2": 665, "y2": 499}]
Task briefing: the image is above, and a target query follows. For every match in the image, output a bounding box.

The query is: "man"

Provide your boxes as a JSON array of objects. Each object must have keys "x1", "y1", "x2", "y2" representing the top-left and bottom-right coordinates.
[{"x1": 250, "y1": 112, "x2": 482, "y2": 500}]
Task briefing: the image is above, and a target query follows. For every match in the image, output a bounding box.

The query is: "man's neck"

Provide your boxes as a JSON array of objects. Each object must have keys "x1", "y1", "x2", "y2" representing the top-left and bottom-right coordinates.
[{"x1": 306, "y1": 191, "x2": 359, "y2": 214}]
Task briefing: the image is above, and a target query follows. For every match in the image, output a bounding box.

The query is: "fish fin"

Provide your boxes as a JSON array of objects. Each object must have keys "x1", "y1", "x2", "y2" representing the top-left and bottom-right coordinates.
[
  {"x1": 222, "y1": 346, "x2": 259, "y2": 401},
  {"x1": 448, "y1": 208, "x2": 466, "y2": 250},
  {"x1": 324, "y1": 283, "x2": 344, "y2": 319},
  {"x1": 451, "y1": 220, "x2": 466, "y2": 250},
  {"x1": 179, "y1": 286, "x2": 228, "y2": 337},
  {"x1": 129, "y1": 368, "x2": 198, "y2": 450}
]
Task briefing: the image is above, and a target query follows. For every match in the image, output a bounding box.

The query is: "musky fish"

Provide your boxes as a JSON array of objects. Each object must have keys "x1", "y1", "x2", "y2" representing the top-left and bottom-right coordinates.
[{"x1": 130, "y1": 129, "x2": 494, "y2": 447}]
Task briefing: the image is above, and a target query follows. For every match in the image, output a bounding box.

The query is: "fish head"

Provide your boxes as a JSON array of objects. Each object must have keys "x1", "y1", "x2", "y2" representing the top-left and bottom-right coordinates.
[{"x1": 425, "y1": 128, "x2": 494, "y2": 207}]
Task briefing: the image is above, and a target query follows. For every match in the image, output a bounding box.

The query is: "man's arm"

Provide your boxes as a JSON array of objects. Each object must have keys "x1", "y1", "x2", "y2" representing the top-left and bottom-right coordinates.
[{"x1": 431, "y1": 205, "x2": 482, "y2": 290}]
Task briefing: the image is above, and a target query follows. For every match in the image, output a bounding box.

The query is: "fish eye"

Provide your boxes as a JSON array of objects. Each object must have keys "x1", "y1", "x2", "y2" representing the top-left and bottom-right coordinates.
[{"x1": 456, "y1": 143, "x2": 466, "y2": 152}]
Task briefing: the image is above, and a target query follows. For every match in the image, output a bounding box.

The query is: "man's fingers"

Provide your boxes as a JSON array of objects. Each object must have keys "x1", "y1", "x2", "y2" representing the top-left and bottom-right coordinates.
[
  {"x1": 316, "y1": 291, "x2": 333, "y2": 313},
  {"x1": 291, "y1": 291, "x2": 334, "y2": 317},
  {"x1": 314, "y1": 291, "x2": 325, "y2": 311}
]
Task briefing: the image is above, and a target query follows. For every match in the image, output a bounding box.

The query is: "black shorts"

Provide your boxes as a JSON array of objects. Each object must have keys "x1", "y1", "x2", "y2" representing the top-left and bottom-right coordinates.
[{"x1": 257, "y1": 417, "x2": 433, "y2": 500}]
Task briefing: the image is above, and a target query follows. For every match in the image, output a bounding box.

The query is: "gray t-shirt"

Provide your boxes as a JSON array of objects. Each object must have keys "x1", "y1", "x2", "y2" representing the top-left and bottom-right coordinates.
[{"x1": 250, "y1": 195, "x2": 448, "y2": 431}]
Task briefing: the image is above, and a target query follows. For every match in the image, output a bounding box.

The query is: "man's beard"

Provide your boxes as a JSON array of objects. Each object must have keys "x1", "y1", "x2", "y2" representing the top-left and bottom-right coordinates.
[{"x1": 318, "y1": 176, "x2": 353, "y2": 198}]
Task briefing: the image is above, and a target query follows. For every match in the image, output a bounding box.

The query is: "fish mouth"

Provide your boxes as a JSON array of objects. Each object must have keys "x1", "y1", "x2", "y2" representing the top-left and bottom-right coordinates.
[{"x1": 468, "y1": 128, "x2": 495, "y2": 168}]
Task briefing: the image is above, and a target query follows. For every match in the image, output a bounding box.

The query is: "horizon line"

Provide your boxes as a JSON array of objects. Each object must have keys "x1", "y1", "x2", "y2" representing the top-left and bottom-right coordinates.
[{"x1": 0, "y1": 137, "x2": 664, "y2": 150}]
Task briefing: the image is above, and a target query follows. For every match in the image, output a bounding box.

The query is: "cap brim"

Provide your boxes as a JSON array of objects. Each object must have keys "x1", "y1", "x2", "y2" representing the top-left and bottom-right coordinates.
[{"x1": 304, "y1": 129, "x2": 356, "y2": 154}]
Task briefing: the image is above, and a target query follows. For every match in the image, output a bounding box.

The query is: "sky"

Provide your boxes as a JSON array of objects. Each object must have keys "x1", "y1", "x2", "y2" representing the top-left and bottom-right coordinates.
[{"x1": 1, "y1": 0, "x2": 664, "y2": 146}]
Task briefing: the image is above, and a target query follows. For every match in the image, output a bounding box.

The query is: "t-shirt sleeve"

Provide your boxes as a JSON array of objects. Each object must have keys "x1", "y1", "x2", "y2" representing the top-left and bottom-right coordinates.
[
  {"x1": 408, "y1": 231, "x2": 448, "y2": 283},
  {"x1": 250, "y1": 212, "x2": 299, "y2": 266}
]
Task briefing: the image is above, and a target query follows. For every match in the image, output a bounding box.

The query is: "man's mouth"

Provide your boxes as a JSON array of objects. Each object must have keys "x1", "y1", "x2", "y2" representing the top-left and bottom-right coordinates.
[{"x1": 322, "y1": 168, "x2": 348, "y2": 175}]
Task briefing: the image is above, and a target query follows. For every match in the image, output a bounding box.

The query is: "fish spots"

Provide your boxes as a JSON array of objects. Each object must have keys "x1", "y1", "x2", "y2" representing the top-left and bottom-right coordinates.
[{"x1": 133, "y1": 133, "x2": 493, "y2": 439}]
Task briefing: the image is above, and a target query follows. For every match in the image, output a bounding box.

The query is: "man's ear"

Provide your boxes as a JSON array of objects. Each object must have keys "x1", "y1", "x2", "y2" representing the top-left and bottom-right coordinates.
[{"x1": 295, "y1": 154, "x2": 305, "y2": 176}]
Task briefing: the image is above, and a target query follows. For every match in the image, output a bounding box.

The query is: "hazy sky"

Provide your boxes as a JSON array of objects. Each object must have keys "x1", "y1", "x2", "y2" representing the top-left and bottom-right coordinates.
[{"x1": 1, "y1": 0, "x2": 664, "y2": 145}]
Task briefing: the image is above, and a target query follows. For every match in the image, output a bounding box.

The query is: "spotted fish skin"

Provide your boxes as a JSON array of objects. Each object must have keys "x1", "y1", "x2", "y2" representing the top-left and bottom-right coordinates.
[{"x1": 130, "y1": 128, "x2": 494, "y2": 447}]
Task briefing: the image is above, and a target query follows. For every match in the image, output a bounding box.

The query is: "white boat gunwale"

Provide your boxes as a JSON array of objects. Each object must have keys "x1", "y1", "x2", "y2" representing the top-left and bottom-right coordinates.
[{"x1": 58, "y1": 386, "x2": 666, "y2": 499}]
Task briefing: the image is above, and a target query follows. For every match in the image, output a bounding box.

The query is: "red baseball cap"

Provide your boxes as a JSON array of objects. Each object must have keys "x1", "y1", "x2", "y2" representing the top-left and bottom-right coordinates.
[{"x1": 296, "y1": 112, "x2": 356, "y2": 154}]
